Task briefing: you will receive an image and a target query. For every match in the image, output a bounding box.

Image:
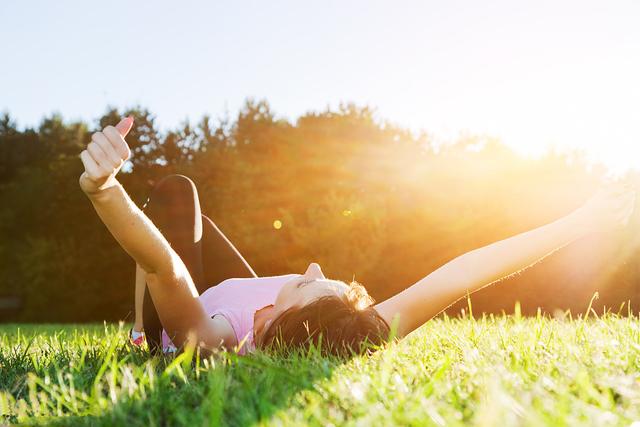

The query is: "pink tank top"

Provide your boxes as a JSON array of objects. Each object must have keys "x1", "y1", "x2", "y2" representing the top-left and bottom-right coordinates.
[{"x1": 161, "y1": 274, "x2": 300, "y2": 354}]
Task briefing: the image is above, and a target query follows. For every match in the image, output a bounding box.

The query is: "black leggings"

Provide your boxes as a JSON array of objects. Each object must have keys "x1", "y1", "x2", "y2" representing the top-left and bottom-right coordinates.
[{"x1": 142, "y1": 174, "x2": 257, "y2": 351}]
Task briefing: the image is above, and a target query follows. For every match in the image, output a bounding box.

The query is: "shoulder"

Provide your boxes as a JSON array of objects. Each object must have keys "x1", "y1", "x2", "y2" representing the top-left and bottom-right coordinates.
[{"x1": 210, "y1": 314, "x2": 238, "y2": 350}]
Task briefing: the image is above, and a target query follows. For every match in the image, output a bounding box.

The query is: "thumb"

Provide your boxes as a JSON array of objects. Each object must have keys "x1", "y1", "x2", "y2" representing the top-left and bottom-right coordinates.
[{"x1": 115, "y1": 116, "x2": 134, "y2": 137}]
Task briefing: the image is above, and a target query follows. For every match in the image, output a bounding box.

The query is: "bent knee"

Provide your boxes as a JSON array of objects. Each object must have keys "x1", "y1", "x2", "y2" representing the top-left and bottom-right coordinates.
[
  {"x1": 154, "y1": 174, "x2": 195, "y2": 191},
  {"x1": 150, "y1": 174, "x2": 198, "y2": 198}
]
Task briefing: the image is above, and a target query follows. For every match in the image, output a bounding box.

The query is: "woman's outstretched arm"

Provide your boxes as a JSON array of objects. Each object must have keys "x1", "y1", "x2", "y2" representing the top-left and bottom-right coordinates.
[
  {"x1": 79, "y1": 117, "x2": 235, "y2": 351},
  {"x1": 375, "y1": 184, "x2": 636, "y2": 337}
]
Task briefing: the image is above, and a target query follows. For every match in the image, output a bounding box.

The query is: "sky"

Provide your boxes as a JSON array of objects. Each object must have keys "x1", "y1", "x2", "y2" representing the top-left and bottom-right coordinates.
[{"x1": 1, "y1": 0, "x2": 639, "y2": 171}]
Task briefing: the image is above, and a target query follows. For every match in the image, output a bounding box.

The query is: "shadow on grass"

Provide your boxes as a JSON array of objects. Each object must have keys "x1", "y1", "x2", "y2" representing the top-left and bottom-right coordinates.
[{"x1": 20, "y1": 349, "x2": 342, "y2": 427}]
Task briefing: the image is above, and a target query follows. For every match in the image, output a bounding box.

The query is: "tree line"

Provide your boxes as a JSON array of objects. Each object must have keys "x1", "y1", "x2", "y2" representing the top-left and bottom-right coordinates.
[{"x1": 1, "y1": 100, "x2": 639, "y2": 322}]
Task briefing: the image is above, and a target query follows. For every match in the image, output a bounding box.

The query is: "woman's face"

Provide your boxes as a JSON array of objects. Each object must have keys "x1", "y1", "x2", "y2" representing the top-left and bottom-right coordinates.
[{"x1": 272, "y1": 263, "x2": 348, "y2": 315}]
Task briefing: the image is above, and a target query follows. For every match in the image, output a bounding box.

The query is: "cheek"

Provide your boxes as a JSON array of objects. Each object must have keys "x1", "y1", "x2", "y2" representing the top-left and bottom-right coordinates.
[{"x1": 274, "y1": 283, "x2": 296, "y2": 309}]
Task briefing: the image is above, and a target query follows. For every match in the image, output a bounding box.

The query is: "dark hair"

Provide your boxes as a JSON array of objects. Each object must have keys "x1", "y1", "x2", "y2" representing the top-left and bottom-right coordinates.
[{"x1": 256, "y1": 281, "x2": 390, "y2": 357}]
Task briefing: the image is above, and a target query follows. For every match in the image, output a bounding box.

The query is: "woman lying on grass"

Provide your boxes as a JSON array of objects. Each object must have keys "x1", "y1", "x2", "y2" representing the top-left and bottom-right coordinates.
[{"x1": 80, "y1": 117, "x2": 636, "y2": 356}]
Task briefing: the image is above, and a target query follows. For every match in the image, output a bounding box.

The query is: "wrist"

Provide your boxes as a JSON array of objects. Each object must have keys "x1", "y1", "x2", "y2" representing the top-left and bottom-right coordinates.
[
  {"x1": 84, "y1": 178, "x2": 122, "y2": 202},
  {"x1": 566, "y1": 207, "x2": 595, "y2": 236}
]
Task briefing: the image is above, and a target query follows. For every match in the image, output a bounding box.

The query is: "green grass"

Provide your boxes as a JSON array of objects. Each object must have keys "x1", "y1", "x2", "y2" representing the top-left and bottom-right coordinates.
[{"x1": 2, "y1": 310, "x2": 640, "y2": 426}]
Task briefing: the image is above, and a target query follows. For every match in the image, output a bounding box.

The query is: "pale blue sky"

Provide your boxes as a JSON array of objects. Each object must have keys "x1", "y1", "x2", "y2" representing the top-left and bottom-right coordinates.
[{"x1": 1, "y1": 0, "x2": 639, "y2": 170}]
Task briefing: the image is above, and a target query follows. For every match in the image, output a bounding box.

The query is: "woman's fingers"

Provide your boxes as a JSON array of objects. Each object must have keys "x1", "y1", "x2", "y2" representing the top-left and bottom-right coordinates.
[
  {"x1": 92, "y1": 132, "x2": 122, "y2": 166},
  {"x1": 103, "y1": 125, "x2": 131, "y2": 160},
  {"x1": 80, "y1": 150, "x2": 101, "y2": 179},
  {"x1": 86, "y1": 141, "x2": 112, "y2": 174}
]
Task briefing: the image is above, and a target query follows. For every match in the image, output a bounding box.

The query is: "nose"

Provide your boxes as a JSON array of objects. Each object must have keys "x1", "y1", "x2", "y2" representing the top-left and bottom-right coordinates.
[{"x1": 304, "y1": 262, "x2": 326, "y2": 280}]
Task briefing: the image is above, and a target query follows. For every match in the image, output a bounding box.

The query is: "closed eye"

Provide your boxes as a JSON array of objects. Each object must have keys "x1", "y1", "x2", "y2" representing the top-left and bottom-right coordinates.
[{"x1": 297, "y1": 279, "x2": 315, "y2": 288}]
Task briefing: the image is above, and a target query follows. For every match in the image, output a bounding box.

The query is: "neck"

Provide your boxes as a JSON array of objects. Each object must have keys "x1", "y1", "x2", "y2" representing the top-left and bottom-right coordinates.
[{"x1": 253, "y1": 304, "x2": 276, "y2": 341}]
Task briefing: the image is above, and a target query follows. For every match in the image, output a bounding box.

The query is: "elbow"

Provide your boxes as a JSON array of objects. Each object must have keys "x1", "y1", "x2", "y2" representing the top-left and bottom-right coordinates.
[
  {"x1": 145, "y1": 255, "x2": 198, "y2": 297},
  {"x1": 139, "y1": 249, "x2": 182, "y2": 277}
]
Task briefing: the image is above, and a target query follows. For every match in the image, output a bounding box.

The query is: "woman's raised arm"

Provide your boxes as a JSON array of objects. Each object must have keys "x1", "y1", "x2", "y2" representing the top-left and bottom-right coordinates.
[
  {"x1": 79, "y1": 118, "x2": 234, "y2": 351},
  {"x1": 375, "y1": 183, "x2": 636, "y2": 338},
  {"x1": 79, "y1": 117, "x2": 175, "y2": 275}
]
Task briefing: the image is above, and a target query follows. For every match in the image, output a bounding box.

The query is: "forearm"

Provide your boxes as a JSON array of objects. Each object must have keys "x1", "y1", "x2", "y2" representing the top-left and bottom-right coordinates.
[
  {"x1": 453, "y1": 210, "x2": 589, "y2": 292},
  {"x1": 89, "y1": 184, "x2": 220, "y2": 347},
  {"x1": 86, "y1": 181, "x2": 176, "y2": 274}
]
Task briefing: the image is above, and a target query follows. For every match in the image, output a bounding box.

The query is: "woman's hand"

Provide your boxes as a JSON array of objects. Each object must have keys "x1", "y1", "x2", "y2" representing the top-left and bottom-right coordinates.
[
  {"x1": 574, "y1": 181, "x2": 637, "y2": 233},
  {"x1": 79, "y1": 117, "x2": 134, "y2": 195}
]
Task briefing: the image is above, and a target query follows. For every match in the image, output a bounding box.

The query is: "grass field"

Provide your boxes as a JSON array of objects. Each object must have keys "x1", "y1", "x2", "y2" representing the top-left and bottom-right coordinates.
[{"x1": 1, "y1": 309, "x2": 640, "y2": 426}]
